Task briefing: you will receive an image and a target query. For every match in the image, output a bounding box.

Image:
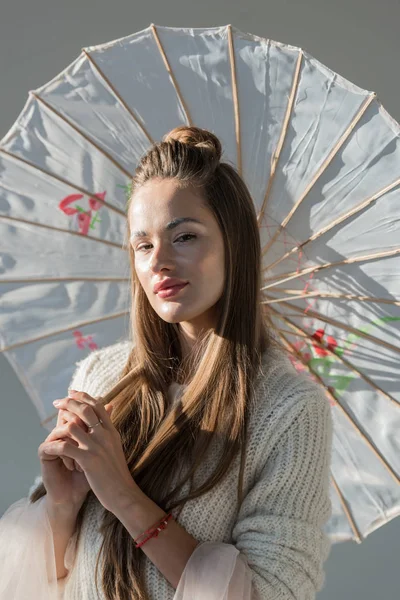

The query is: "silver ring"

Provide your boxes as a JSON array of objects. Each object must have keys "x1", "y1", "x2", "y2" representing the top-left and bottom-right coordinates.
[{"x1": 88, "y1": 419, "x2": 103, "y2": 431}]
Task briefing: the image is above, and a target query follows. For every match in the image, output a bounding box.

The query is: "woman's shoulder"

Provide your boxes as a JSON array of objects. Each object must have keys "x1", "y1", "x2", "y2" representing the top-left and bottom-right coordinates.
[
  {"x1": 251, "y1": 343, "x2": 331, "y2": 440},
  {"x1": 83, "y1": 338, "x2": 134, "y2": 365},
  {"x1": 69, "y1": 338, "x2": 134, "y2": 398}
]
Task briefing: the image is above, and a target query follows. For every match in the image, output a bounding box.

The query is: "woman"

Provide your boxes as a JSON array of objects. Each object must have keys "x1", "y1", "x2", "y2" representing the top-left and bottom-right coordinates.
[{"x1": 0, "y1": 126, "x2": 333, "y2": 600}]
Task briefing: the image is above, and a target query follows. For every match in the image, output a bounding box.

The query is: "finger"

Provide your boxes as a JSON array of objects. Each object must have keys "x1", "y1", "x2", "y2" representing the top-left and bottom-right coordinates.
[
  {"x1": 53, "y1": 396, "x2": 98, "y2": 429},
  {"x1": 57, "y1": 392, "x2": 114, "y2": 432},
  {"x1": 50, "y1": 409, "x2": 90, "y2": 470},
  {"x1": 58, "y1": 408, "x2": 90, "y2": 432},
  {"x1": 62, "y1": 457, "x2": 75, "y2": 471},
  {"x1": 69, "y1": 392, "x2": 113, "y2": 429},
  {"x1": 42, "y1": 438, "x2": 81, "y2": 462},
  {"x1": 72, "y1": 392, "x2": 114, "y2": 431},
  {"x1": 54, "y1": 411, "x2": 74, "y2": 471},
  {"x1": 74, "y1": 460, "x2": 84, "y2": 472},
  {"x1": 50, "y1": 422, "x2": 90, "y2": 447},
  {"x1": 55, "y1": 412, "x2": 80, "y2": 471}
]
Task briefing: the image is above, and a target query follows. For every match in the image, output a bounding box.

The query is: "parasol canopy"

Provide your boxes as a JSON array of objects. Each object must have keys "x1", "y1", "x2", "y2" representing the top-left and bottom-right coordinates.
[{"x1": 0, "y1": 23, "x2": 399, "y2": 545}]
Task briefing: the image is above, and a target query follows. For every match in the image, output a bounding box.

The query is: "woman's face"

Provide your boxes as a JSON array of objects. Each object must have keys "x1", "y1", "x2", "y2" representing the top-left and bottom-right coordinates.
[{"x1": 129, "y1": 178, "x2": 225, "y2": 331}]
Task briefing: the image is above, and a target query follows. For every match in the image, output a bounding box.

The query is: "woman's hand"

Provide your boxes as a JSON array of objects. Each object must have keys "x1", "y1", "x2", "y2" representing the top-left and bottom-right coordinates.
[
  {"x1": 38, "y1": 397, "x2": 111, "y2": 510},
  {"x1": 41, "y1": 390, "x2": 139, "y2": 514}
]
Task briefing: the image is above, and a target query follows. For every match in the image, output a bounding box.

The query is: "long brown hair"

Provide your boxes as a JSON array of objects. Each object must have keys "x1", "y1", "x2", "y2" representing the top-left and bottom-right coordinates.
[{"x1": 30, "y1": 125, "x2": 281, "y2": 599}]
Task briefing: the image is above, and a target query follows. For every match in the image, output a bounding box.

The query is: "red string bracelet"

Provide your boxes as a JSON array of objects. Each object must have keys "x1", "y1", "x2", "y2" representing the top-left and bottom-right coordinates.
[{"x1": 134, "y1": 513, "x2": 173, "y2": 549}]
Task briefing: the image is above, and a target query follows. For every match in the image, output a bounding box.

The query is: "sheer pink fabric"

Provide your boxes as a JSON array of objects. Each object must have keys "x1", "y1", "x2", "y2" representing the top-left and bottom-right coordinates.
[
  {"x1": 173, "y1": 541, "x2": 253, "y2": 599},
  {"x1": 0, "y1": 495, "x2": 252, "y2": 600},
  {"x1": 0, "y1": 495, "x2": 77, "y2": 600}
]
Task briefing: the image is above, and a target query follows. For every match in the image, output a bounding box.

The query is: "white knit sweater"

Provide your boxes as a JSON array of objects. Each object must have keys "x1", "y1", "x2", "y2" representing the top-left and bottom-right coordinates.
[{"x1": 30, "y1": 339, "x2": 333, "y2": 600}]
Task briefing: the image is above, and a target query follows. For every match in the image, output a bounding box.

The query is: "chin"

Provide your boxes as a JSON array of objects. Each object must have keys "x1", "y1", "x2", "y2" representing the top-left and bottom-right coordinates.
[
  {"x1": 156, "y1": 304, "x2": 204, "y2": 324},
  {"x1": 157, "y1": 309, "x2": 189, "y2": 323}
]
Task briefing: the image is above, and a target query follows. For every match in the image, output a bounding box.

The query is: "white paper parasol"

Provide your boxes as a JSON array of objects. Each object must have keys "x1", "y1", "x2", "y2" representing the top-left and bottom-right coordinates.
[{"x1": 0, "y1": 23, "x2": 399, "y2": 545}]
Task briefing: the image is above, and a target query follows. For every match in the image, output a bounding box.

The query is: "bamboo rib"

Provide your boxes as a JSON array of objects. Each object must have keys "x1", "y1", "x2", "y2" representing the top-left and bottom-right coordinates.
[
  {"x1": 261, "y1": 93, "x2": 377, "y2": 259},
  {"x1": 40, "y1": 361, "x2": 141, "y2": 427},
  {"x1": 269, "y1": 303, "x2": 400, "y2": 408},
  {"x1": 267, "y1": 296, "x2": 400, "y2": 356},
  {"x1": 265, "y1": 176, "x2": 400, "y2": 273},
  {"x1": 227, "y1": 24, "x2": 242, "y2": 176},
  {"x1": 0, "y1": 276, "x2": 129, "y2": 284},
  {"x1": 329, "y1": 474, "x2": 363, "y2": 544},
  {"x1": 277, "y1": 328, "x2": 309, "y2": 338},
  {"x1": 240, "y1": 326, "x2": 364, "y2": 543},
  {"x1": 263, "y1": 289, "x2": 400, "y2": 307},
  {"x1": 275, "y1": 326, "x2": 400, "y2": 486},
  {"x1": 257, "y1": 51, "x2": 303, "y2": 230},
  {"x1": 262, "y1": 247, "x2": 400, "y2": 284},
  {"x1": 1, "y1": 310, "x2": 129, "y2": 353},
  {"x1": 31, "y1": 93, "x2": 132, "y2": 179},
  {"x1": 41, "y1": 411, "x2": 62, "y2": 426},
  {"x1": 0, "y1": 214, "x2": 126, "y2": 250},
  {"x1": 0, "y1": 148, "x2": 126, "y2": 218},
  {"x1": 82, "y1": 49, "x2": 154, "y2": 145},
  {"x1": 151, "y1": 24, "x2": 193, "y2": 127}
]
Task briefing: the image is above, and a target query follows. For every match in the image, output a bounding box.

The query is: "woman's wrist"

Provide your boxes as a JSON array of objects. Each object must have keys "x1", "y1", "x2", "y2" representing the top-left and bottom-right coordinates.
[
  {"x1": 111, "y1": 482, "x2": 148, "y2": 519},
  {"x1": 111, "y1": 485, "x2": 199, "y2": 589},
  {"x1": 45, "y1": 496, "x2": 82, "y2": 524}
]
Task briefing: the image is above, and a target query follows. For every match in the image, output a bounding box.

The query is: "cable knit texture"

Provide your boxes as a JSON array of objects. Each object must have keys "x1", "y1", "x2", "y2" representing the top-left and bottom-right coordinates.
[{"x1": 29, "y1": 339, "x2": 333, "y2": 600}]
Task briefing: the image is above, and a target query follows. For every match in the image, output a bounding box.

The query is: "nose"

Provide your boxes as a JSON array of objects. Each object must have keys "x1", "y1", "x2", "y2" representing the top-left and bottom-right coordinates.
[{"x1": 149, "y1": 241, "x2": 175, "y2": 273}]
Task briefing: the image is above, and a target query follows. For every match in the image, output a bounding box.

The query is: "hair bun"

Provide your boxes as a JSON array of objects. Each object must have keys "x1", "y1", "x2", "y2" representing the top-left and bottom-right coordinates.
[{"x1": 163, "y1": 126, "x2": 222, "y2": 162}]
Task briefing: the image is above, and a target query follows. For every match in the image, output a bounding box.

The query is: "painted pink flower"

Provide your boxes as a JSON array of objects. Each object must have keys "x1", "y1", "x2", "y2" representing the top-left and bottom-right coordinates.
[
  {"x1": 73, "y1": 330, "x2": 98, "y2": 351},
  {"x1": 77, "y1": 211, "x2": 92, "y2": 235},
  {"x1": 58, "y1": 194, "x2": 83, "y2": 216},
  {"x1": 311, "y1": 328, "x2": 337, "y2": 357},
  {"x1": 89, "y1": 191, "x2": 106, "y2": 211}
]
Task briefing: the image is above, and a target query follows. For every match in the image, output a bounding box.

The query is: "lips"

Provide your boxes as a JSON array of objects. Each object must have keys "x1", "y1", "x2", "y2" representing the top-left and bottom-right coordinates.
[
  {"x1": 153, "y1": 278, "x2": 188, "y2": 294},
  {"x1": 156, "y1": 283, "x2": 188, "y2": 298}
]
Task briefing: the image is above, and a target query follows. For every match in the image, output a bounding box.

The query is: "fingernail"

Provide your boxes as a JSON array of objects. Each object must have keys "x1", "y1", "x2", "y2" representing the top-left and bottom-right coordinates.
[
  {"x1": 68, "y1": 389, "x2": 78, "y2": 394},
  {"x1": 53, "y1": 400, "x2": 61, "y2": 406}
]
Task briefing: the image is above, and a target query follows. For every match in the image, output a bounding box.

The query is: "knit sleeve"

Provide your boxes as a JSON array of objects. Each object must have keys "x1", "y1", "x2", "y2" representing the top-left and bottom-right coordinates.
[
  {"x1": 0, "y1": 351, "x2": 103, "y2": 600},
  {"x1": 231, "y1": 383, "x2": 333, "y2": 600},
  {"x1": 172, "y1": 377, "x2": 333, "y2": 600}
]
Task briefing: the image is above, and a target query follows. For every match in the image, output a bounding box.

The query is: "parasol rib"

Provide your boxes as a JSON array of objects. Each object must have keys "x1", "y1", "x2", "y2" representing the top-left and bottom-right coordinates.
[
  {"x1": 150, "y1": 24, "x2": 193, "y2": 127},
  {"x1": 329, "y1": 473, "x2": 364, "y2": 544},
  {"x1": 31, "y1": 92, "x2": 133, "y2": 179},
  {"x1": 0, "y1": 148, "x2": 126, "y2": 218},
  {"x1": 272, "y1": 332, "x2": 364, "y2": 543},
  {"x1": 264, "y1": 288, "x2": 400, "y2": 308},
  {"x1": 269, "y1": 303, "x2": 400, "y2": 408},
  {"x1": 275, "y1": 326, "x2": 400, "y2": 486},
  {"x1": 264, "y1": 177, "x2": 400, "y2": 272},
  {"x1": 257, "y1": 51, "x2": 303, "y2": 230},
  {"x1": 261, "y1": 247, "x2": 400, "y2": 285},
  {"x1": 0, "y1": 214, "x2": 126, "y2": 250},
  {"x1": 276, "y1": 328, "x2": 309, "y2": 338},
  {"x1": 41, "y1": 360, "x2": 142, "y2": 427},
  {"x1": 227, "y1": 24, "x2": 242, "y2": 176},
  {"x1": 0, "y1": 276, "x2": 128, "y2": 284},
  {"x1": 261, "y1": 92, "x2": 377, "y2": 259},
  {"x1": 266, "y1": 295, "x2": 400, "y2": 355},
  {"x1": 82, "y1": 49, "x2": 154, "y2": 145},
  {"x1": 0, "y1": 310, "x2": 129, "y2": 353}
]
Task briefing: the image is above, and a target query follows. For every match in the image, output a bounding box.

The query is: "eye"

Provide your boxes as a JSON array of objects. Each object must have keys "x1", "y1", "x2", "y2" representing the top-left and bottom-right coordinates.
[
  {"x1": 175, "y1": 233, "x2": 197, "y2": 244},
  {"x1": 135, "y1": 233, "x2": 197, "y2": 252}
]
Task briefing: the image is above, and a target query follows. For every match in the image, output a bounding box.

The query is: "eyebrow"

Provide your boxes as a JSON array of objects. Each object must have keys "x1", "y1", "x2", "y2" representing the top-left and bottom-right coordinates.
[{"x1": 130, "y1": 217, "x2": 204, "y2": 242}]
